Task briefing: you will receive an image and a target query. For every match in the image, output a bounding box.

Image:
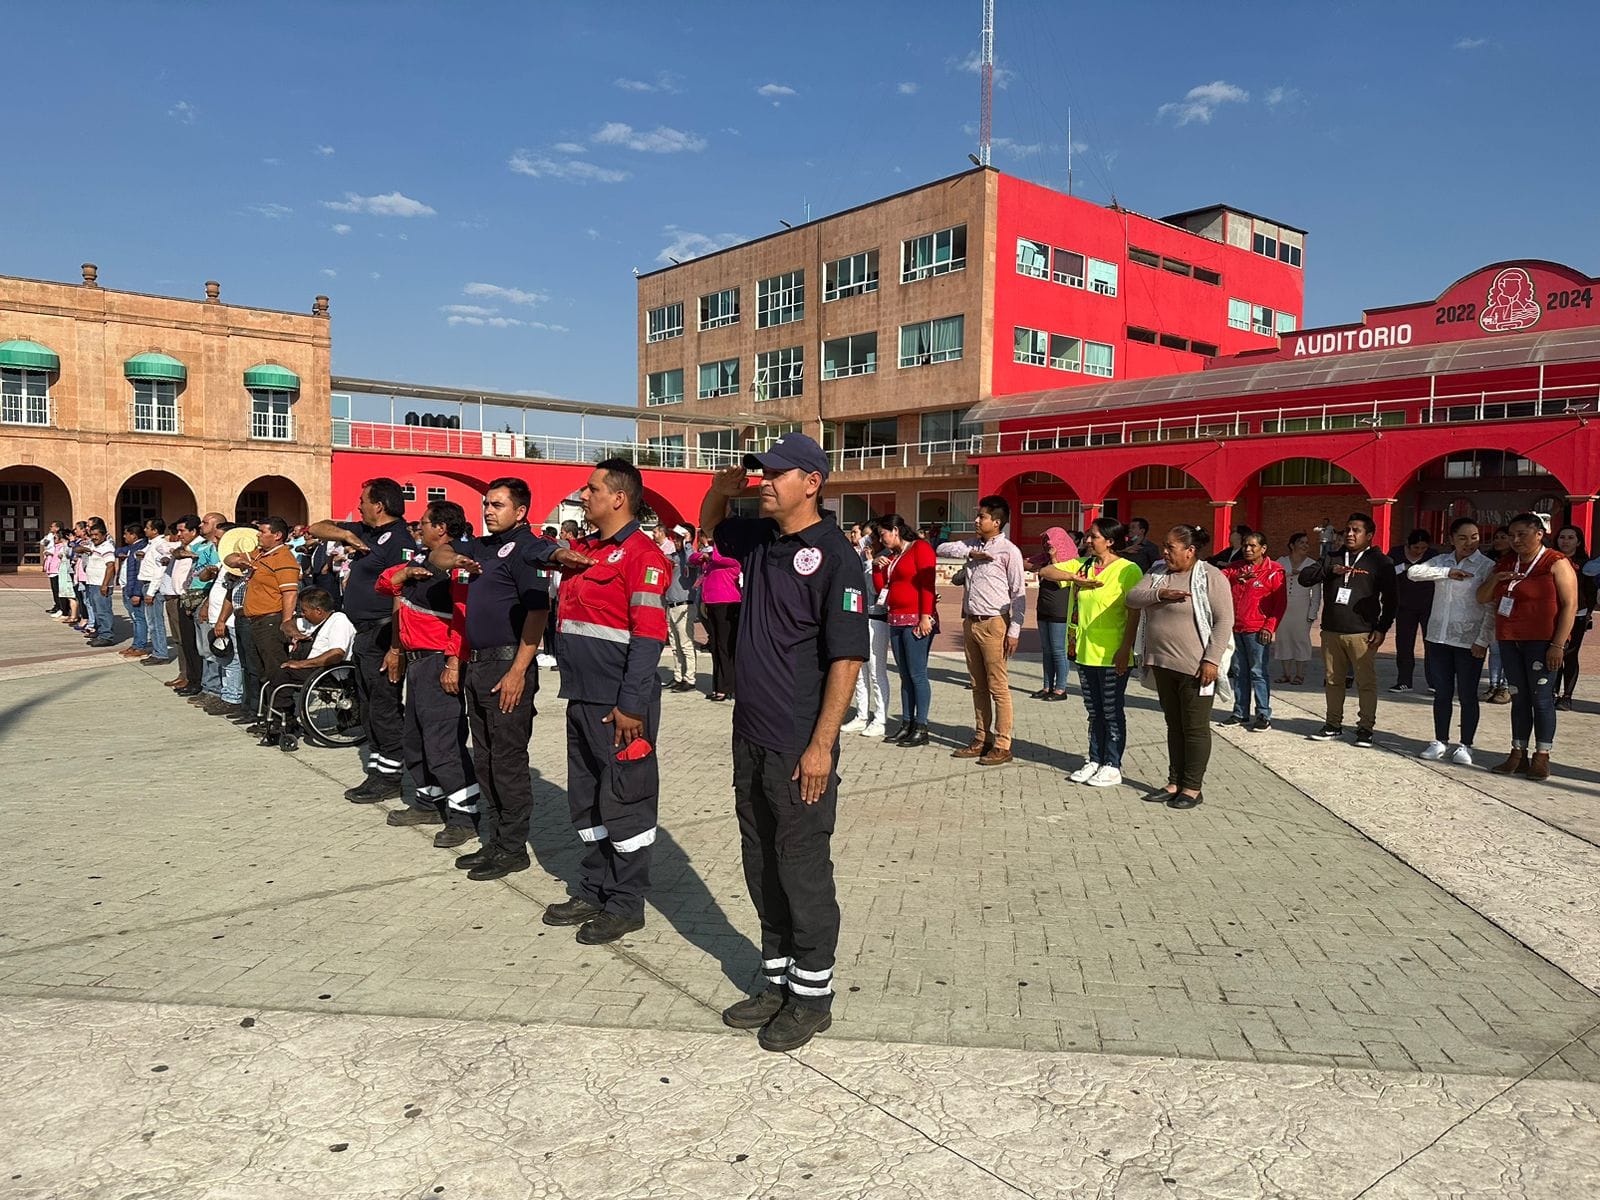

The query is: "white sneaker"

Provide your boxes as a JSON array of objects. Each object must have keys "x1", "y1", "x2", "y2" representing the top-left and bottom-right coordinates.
[
  {"x1": 1068, "y1": 761, "x2": 1101, "y2": 784},
  {"x1": 1419, "y1": 740, "x2": 1448, "y2": 761},
  {"x1": 1450, "y1": 744, "x2": 1474, "y2": 766},
  {"x1": 862, "y1": 721, "x2": 886, "y2": 738},
  {"x1": 1086, "y1": 765, "x2": 1123, "y2": 787},
  {"x1": 840, "y1": 715, "x2": 868, "y2": 734},
  {"x1": 536, "y1": 653, "x2": 557, "y2": 668}
]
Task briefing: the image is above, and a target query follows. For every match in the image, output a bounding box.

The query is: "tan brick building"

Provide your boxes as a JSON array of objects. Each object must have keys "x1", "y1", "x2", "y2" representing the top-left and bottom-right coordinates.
[{"x1": 0, "y1": 264, "x2": 331, "y2": 570}]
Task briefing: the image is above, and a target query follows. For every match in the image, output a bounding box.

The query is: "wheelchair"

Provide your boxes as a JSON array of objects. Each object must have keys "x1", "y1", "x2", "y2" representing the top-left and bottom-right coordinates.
[{"x1": 255, "y1": 662, "x2": 365, "y2": 753}]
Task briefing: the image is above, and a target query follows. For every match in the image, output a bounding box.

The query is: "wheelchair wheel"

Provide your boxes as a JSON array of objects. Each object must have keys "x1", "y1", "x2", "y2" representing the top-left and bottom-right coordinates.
[{"x1": 297, "y1": 662, "x2": 365, "y2": 748}]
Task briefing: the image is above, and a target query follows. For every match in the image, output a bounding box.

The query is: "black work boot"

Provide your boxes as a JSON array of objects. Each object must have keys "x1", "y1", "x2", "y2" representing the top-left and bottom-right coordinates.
[
  {"x1": 542, "y1": 897, "x2": 604, "y2": 926},
  {"x1": 386, "y1": 806, "x2": 445, "y2": 827},
  {"x1": 454, "y1": 845, "x2": 494, "y2": 869},
  {"x1": 758, "y1": 1002, "x2": 833, "y2": 1051},
  {"x1": 576, "y1": 911, "x2": 645, "y2": 944},
  {"x1": 346, "y1": 774, "x2": 403, "y2": 804},
  {"x1": 466, "y1": 848, "x2": 531, "y2": 881},
  {"x1": 433, "y1": 825, "x2": 476, "y2": 849},
  {"x1": 722, "y1": 989, "x2": 785, "y2": 1029}
]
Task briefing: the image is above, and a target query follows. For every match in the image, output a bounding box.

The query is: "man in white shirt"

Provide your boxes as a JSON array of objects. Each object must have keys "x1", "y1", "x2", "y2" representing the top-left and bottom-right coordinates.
[
  {"x1": 84, "y1": 519, "x2": 119, "y2": 647},
  {"x1": 1406, "y1": 517, "x2": 1497, "y2": 765},
  {"x1": 254, "y1": 588, "x2": 355, "y2": 749},
  {"x1": 137, "y1": 517, "x2": 178, "y2": 664}
]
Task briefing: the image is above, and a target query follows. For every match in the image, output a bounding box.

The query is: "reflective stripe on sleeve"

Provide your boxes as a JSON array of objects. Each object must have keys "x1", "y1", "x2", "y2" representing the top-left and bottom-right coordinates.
[
  {"x1": 559, "y1": 619, "x2": 630, "y2": 645},
  {"x1": 629, "y1": 592, "x2": 665, "y2": 609}
]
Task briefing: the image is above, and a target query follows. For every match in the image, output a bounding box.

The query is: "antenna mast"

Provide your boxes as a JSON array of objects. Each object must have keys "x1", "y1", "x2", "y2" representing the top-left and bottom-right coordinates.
[
  {"x1": 978, "y1": 0, "x2": 994, "y2": 166},
  {"x1": 1066, "y1": 108, "x2": 1073, "y2": 195}
]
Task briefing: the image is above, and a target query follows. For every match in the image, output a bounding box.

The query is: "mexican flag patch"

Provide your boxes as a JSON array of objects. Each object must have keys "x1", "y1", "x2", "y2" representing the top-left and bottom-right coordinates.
[
  {"x1": 644, "y1": 567, "x2": 663, "y2": 586},
  {"x1": 843, "y1": 588, "x2": 864, "y2": 613}
]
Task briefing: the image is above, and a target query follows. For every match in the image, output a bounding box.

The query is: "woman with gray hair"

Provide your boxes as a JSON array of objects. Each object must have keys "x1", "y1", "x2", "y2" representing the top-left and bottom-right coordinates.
[{"x1": 1126, "y1": 525, "x2": 1234, "y2": 810}]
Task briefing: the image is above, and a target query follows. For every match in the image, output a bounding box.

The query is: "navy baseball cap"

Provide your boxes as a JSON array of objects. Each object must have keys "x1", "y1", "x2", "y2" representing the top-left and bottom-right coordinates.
[{"x1": 743, "y1": 433, "x2": 829, "y2": 481}]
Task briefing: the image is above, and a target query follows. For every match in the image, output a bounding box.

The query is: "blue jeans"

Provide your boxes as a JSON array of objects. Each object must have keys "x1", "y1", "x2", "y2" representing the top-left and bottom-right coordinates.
[
  {"x1": 1038, "y1": 619, "x2": 1069, "y2": 691},
  {"x1": 890, "y1": 623, "x2": 932, "y2": 724},
  {"x1": 1486, "y1": 640, "x2": 1505, "y2": 688},
  {"x1": 124, "y1": 593, "x2": 149, "y2": 650},
  {"x1": 1077, "y1": 664, "x2": 1130, "y2": 768},
  {"x1": 1425, "y1": 641, "x2": 1484, "y2": 746},
  {"x1": 89, "y1": 587, "x2": 114, "y2": 638},
  {"x1": 145, "y1": 590, "x2": 169, "y2": 658},
  {"x1": 1498, "y1": 639, "x2": 1558, "y2": 751},
  {"x1": 1230, "y1": 632, "x2": 1271, "y2": 721}
]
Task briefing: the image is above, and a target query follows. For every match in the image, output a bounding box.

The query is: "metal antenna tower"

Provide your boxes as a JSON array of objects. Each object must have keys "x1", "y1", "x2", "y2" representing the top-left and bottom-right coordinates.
[{"x1": 978, "y1": 0, "x2": 994, "y2": 166}]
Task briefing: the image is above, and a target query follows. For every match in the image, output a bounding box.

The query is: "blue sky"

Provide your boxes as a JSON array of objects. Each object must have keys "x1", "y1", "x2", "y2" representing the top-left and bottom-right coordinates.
[{"x1": 6, "y1": 0, "x2": 1598, "y2": 427}]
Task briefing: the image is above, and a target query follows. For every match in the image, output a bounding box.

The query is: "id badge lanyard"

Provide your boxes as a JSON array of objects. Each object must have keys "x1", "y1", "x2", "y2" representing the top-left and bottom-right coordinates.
[
  {"x1": 1335, "y1": 551, "x2": 1358, "y2": 606},
  {"x1": 1499, "y1": 547, "x2": 1546, "y2": 617}
]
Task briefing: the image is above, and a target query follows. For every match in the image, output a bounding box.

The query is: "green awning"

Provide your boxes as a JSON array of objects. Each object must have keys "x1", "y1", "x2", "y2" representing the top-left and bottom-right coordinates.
[
  {"x1": 124, "y1": 352, "x2": 187, "y2": 382},
  {"x1": 0, "y1": 340, "x2": 60, "y2": 371},
  {"x1": 243, "y1": 363, "x2": 300, "y2": 391}
]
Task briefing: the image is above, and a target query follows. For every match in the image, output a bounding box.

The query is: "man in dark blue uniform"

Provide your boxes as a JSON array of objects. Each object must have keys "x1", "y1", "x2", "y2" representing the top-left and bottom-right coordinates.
[
  {"x1": 699, "y1": 433, "x2": 867, "y2": 1052},
  {"x1": 540, "y1": 460, "x2": 671, "y2": 945},
  {"x1": 308, "y1": 478, "x2": 417, "y2": 801},
  {"x1": 429, "y1": 478, "x2": 591, "y2": 881}
]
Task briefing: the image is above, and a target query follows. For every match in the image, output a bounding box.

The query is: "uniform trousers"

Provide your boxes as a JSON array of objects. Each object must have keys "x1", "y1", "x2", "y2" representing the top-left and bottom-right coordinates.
[
  {"x1": 404, "y1": 652, "x2": 479, "y2": 830},
  {"x1": 733, "y1": 735, "x2": 840, "y2": 1012},
  {"x1": 464, "y1": 657, "x2": 539, "y2": 856},
  {"x1": 566, "y1": 699, "x2": 661, "y2": 918},
  {"x1": 352, "y1": 620, "x2": 406, "y2": 780}
]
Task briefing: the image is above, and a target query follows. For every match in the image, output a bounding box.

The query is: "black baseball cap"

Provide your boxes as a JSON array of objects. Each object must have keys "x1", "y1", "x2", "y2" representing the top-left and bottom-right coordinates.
[{"x1": 743, "y1": 433, "x2": 829, "y2": 481}]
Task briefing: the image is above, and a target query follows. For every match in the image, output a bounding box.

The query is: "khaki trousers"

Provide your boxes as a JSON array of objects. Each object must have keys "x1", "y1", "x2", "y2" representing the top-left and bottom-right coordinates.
[
  {"x1": 1323, "y1": 630, "x2": 1378, "y2": 731},
  {"x1": 666, "y1": 602, "x2": 697, "y2": 684},
  {"x1": 963, "y1": 615, "x2": 1013, "y2": 750}
]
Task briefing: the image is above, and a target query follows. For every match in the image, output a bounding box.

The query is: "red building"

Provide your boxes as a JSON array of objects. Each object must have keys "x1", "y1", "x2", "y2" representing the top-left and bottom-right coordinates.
[{"x1": 968, "y1": 260, "x2": 1600, "y2": 550}]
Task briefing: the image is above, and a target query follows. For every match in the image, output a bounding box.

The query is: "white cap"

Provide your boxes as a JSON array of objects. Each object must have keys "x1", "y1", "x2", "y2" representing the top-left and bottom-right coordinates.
[{"x1": 672, "y1": 524, "x2": 690, "y2": 539}]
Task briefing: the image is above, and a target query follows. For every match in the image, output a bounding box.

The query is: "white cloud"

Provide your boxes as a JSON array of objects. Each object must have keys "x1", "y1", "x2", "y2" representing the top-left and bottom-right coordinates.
[
  {"x1": 614, "y1": 71, "x2": 681, "y2": 94},
  {"x1": 656, "y1": 225, "x2": 742, "y2": 265},
  {"x1": 1156, "y1": 80, "x2": 1249, "y2": 125},
  {"x1": 444, "y1": 308, "x2": 569, "y2": 332},
  {"x1": 463, "y1": 282, "x2": 548, "y2": 306},
  {"x1": 508, "y1": 150, "x2": 629, "y2": 183},
  {"x1": 1454, "y1": 36, "x2": 1488, "y2": 50},
  {"x1": 247, "y1": 202, "x2": 294, "y2": 219},
  {"x1": 369, "y1": 272, "x2": 382, "y2": 280},
  {"x1": 331, "y1": 223, "x2": 352, "y2": 235},
  {"x1": 991, "y1": 136, "x2": 1045, "y2": 158},
  {"x1": 592, "y1": 122, "x2": 706, "y2": 153},
  {"x1": 262, "y1": 157, "x2": 283, "y2": 167},
  {"x1": 585, "y1": 228, "x2": 602, "y2": 240},
  {"x1": 552, "y1": 141, "x2": 587, "y2": 154},
  {"x1": 322, "y1": 191, "x2": 436, "y2": 217},
  {"x1": 756, "y1": 83, "x2": 796, "y2": 98},
  {"x1": 321, "y1": 268, "x2": 337, "y2": 278},
  {"x1": 168, "y1": 99, "x2": 196, "y2": 124},
  {"x1": 1264, "y1": 85, "x2": 1301, "y2": 108},
  {"x1": 441, "y1": 304, "x2": 498, "y2": 317},
  {"x1": 955, "y1": 52, "x2": 1012, "y2": 89},
  {"x1": 897, "y1": 82, "x2": 919, "y2": 95},
  {"x1": 315, "y1": 144, "x2": 336, "y2": 156}
]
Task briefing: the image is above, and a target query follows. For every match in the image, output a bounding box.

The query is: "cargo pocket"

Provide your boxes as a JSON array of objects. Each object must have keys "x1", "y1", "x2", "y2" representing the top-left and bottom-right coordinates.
[{"x1": 608, "y1": 750, "x2": 658, "y2": 806}]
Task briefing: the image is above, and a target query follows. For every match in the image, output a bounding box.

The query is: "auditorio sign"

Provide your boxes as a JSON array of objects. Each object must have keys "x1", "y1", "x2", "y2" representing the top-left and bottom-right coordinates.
[{"x1": 1261, "y1": 261, "x2": 1598, "y2": 362}]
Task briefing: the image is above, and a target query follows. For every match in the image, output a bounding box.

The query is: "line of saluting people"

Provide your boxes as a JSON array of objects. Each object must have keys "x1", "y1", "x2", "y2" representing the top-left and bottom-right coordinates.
[{"x1": 38, "y1": 434, "x2": 1597, "y2": 1054}]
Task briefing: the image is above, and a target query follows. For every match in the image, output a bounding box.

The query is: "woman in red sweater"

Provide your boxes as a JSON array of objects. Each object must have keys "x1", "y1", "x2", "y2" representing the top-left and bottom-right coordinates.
[{"x1": 872, "y1": 514, "x2": 937, "y2": 747}]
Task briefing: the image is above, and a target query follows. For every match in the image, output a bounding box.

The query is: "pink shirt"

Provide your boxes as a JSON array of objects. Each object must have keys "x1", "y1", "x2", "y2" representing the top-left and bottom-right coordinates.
[{"x1": 691, "y1": 546, "x2": 742, "y2": 604}]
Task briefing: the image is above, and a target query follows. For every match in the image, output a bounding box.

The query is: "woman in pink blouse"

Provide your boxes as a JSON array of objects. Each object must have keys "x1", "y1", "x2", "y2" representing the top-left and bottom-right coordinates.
[{"x1": 691, "y1": 533, "x2": 743, "y2": 701}]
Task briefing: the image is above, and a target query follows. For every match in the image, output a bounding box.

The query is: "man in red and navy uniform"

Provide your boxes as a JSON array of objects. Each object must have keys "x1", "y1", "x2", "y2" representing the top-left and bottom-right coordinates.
[
  {"x1": 540, "y1": 458, "x2": 672, "y2": 945},
  {"x1": 376, "y1": 500, "x2": 480, "y2": 850}
]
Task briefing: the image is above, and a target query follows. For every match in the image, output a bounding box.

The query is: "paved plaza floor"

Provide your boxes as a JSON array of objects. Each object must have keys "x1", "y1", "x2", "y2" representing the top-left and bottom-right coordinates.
[{"x1": 1, "y1": 585, "x2": 1597, "y2": 1198}]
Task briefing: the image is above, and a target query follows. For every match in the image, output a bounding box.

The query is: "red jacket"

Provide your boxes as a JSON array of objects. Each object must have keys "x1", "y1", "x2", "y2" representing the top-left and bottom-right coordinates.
[
  {"x1": 1222, "y1": 557, "x2": 1287, "y2": 634},
  {"x1": 555, "y1": 522, "x2": 670, "y2": 714},
  {"x1": 377, "y1": 557, "x2": 468, "y2": 656},
  {"x1": 872, "y1": 539, "x2": 937, "y2": 618}
]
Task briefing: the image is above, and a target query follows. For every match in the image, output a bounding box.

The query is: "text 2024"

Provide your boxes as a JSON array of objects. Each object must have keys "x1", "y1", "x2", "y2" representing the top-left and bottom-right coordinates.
[{"x1": 1547, "y1": 287, "x2": 1593, "y2": 311}]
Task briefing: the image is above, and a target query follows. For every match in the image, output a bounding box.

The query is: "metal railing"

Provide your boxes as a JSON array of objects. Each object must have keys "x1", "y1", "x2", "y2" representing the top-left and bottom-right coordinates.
[{"x1": 343, "y1": 420, "x2": 729, "y2": 470}]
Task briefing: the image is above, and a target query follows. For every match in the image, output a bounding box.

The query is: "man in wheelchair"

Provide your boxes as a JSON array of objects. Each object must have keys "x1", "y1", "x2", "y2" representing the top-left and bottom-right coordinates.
[{"x1": 252, "y1": 588, "x2": 357, "y2": 751}]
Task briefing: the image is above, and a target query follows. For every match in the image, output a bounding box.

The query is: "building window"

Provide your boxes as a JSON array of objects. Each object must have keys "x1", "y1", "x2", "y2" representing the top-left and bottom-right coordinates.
[
  {"x1": 1126, "y1": 326, "x2": 1158, "y2": 345},
  {"x1": 1128, "y1": 247, "x2": 1160, "y2": 268},
  {"x1": 1052, "y1": 247, "x2": 1085, "y2": 287},
  {"x1": 839, "y1": 492, "x2": 899, "y2": 527},
  {"x1": 236, "y1": 489, "x2": 269, "y2": 525},
  {"x1": 1228, "y1": 298, "x2": 1252, "y2": 331},
  {"x1": 247, "y1": 387, "x2": 293, "y2": 440},
  {"x1": 1191, "y1": 341, "x2": 1219, "y2": 357},
  {"x1": 1275, "y1": 312, "x2": 1297, "y2": 334},
  {"x1": 756, "y1": 270, "x2": 804, "y2": 328},
  {"x1": 697, "y1": 358, "x2": 739, "y2": 399},
  {"x1": 901, "y1": 224, "x2": 967, "y2": 283},
  {"x1": 647, "y1": 434, "x2": 686, "y2": 468},
  {"x1": 1259, "y1": 458, "x2": 1355, "y2": 487},
  {"x1": 699, "y1": 287, "x2": 740, "y2": 330},
  {"x1": 697, "y1": 429, "x2": 736, "y2": 468},
  {"x1": 1129, "y1": 466, "x2": 1201, "y2": 491},
  {"x1": 0, "y1": 368, "x2": 49, "y2": 426},
  {"x1": 1252, "y1": 304, "x2": 1275, "y2": 336},
  {"x1": 1252, "y1": 231, "x2": 1278, "y2": 261},
  {"x1": 898, "y1": 315, "x2": 964, "y2": 368},
  {"x1": 1013, "y1": 326, "x2": 1048, "y2": 366},
  {"x1": 402, "y1": 483, "x2": 417, "y2": 501},
  {"x1": 824, "y1": 251, "x2": 879, "y2": 301},
  {"x1": 1087, "y1": 258, "x2": 1118, "y2": 296},
  {"x1": 427, "y1": 486, "x2": 448, "y2": 502},
  {"x1": 822, "y1": 332, "x2": 878, "y2": 380},
  {"x1": 1016, "y1": 238, "x2": 1050, "y2": 280},
  {"x1": 1280, "y1": 242, "x2": 1303, "y2": 267},
  {"x1": 647, "y1": 368, "x2": 684, "y2": 406},
  {"x1": 1159, "y1": 333, "x2": 1189, "y2": 351},
  {"x1": 1194, "y1": 266, "x2": 1222, "y2": 286},
  {"x1": 1084, "y1": 341, "x2": 1114, "y2": 378},
  {"x1": 919, "y1": 409, "x2": 980, "y2": 447},
  {"x1": 133, "y1": 379, "x2": 181, "y2": 434},
  {"x1": 646, "y1": 302, "x2": 683, "y2": 342},
  {"x1": 754, "y1": 346, "x2": 804, "y2": 400},
  {"x1": 1049, "y1": 334, "x2": 1081, "y2": 372}
]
